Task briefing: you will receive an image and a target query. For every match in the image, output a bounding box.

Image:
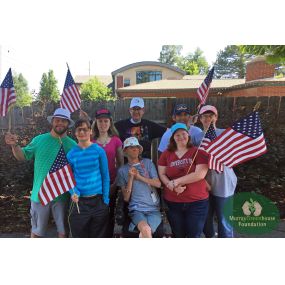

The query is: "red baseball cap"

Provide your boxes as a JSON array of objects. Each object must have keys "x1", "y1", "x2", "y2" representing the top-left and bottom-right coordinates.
[{"x1": 95, "y1": 108, "x2": 112, "y2": 119}]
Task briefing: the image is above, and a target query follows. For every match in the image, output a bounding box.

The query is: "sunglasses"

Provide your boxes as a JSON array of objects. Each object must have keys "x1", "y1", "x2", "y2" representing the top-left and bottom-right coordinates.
[{"x1": 76, "y1": 128, "x2": 90, "y2": 133}]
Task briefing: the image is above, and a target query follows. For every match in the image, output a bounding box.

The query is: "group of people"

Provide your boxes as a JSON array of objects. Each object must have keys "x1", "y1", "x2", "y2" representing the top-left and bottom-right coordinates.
[{"x1": 5, "y1": 97, "x2": 237, "y2": 238}]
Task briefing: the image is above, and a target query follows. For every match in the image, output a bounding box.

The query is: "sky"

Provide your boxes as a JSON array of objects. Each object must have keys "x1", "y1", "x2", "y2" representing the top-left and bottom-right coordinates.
[{"x1": 0, "y1": 0, "x2": 283, "y2": 93}]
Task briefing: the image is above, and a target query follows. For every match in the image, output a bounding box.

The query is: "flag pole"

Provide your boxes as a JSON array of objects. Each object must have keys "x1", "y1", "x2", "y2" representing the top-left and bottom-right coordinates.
[
  {"x1": 186, "y1": 120, "x2": 213, "y2": 175},
  {"x1": 75, "y1": 201, "x2": 80, "y2": 214},
  {"x1": 8, "y1": 105, "x2": 14, "y2": 133},
  {"x1": 253, "y1": 101, "x2": 261, "y2": 112}
]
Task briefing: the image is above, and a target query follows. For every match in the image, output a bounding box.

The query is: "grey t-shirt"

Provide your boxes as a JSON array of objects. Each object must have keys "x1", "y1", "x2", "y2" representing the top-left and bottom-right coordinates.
[
  {"x1": 116, "y1": 158, "x2": 160, "y2": 212},
  {"x1": 192, "y1": 128, "x2": 237, "y2": 198}
]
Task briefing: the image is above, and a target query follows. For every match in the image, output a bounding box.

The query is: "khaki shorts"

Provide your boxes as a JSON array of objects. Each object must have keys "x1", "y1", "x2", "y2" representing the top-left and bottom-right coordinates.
[{"x1": 30, "y1": 200, "x2": 67, "y2": 237}]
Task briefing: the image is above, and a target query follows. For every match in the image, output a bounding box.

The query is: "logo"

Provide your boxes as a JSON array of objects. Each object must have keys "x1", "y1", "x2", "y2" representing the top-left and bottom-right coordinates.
[
  {"x1": 242, "y1": 198, "x2": 262, "y2": 217},
  {"x1": 223, "y1": 192, "x2": 280, "y2": 235}
]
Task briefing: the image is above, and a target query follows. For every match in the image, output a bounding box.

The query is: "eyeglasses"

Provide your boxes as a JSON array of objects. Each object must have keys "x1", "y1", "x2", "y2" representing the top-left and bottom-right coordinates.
[
  {"x1": 76, "y1": 128, "x2": 90, "y2": 133},
  {"x1": 131, "y1": 107, "x2": 142, "y2": 111},
  {"x1": 200, "y1": 113, "x2": 215, "y2": 119}
]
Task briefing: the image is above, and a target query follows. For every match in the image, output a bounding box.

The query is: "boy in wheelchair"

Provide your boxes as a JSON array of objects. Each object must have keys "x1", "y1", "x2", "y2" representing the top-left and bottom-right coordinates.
[{"x1": 116, "y1": 137, "x2": 162, "y2": 238}]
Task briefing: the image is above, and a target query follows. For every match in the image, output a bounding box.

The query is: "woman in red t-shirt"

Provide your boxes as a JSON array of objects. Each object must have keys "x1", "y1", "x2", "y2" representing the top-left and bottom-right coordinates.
[{"x1": 158, "y1": 123, "x2": 209, "y2": 238}]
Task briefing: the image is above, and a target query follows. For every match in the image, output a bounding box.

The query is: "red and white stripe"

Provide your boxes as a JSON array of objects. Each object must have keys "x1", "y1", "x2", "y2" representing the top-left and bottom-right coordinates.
[
  {"x1": 38, "y1": 164, "x2": 76, "y2": 205},
  {"x1": 197, "y1": 83, "x2": 210, "y2": 105},
  {"x1": 0, "y1": 87, "x2": 16, "y2": 117},
  {"x1": 60, "y1": 85, "x2": 81, "y2": 113},
  {"x1": 204, "y1": 128, "x2": 267, "y2": 171}
]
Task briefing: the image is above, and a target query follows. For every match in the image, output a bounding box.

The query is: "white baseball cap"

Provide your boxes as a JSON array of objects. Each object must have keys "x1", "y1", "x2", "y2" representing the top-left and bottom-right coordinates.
[
  {"x1": 123, "y1": 137, "x2": 143, "y2": 153},
  {"x1": 47, "y1": 108, "x2": 75, "y2": 127},
  {"x1": 130, "y1": 97, "x2": 144, "y2": 108}
]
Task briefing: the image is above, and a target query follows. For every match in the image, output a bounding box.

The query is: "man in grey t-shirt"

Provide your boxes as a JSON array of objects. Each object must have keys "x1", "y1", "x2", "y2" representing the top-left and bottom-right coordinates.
[{"x1": 158, "y1": 103, "x2": 202, "y2": 153}]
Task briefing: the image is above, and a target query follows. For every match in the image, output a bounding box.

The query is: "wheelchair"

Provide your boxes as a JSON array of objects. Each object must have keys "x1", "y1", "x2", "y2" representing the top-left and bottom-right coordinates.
[{"x1": 113, "y1": 188, "x2": 172, "y2": 238}]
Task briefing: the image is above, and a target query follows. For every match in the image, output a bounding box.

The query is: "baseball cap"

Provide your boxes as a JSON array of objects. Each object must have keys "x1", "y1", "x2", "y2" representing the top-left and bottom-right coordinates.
[
  {"x1": 47, "y1": 108, "x2": 74, "y2": 127},
  {"x1": 95, "y1": 108, "x2": 112, "y2": 119},
  {"x1": 173, "y1": 104, "x2": 190, "y2": 115},
  {"x1": 123, "y1": 137, "x2": 143, "y2": 153},
  {"x1": 199, "y1": 105, "x2": 218, "y2": 116},
  {"x1": 170, "y1": 123, "x2": 188, "y2": 135},
  {"x1": 130, "y1": 97, "x2": 144, "y2": 109}
]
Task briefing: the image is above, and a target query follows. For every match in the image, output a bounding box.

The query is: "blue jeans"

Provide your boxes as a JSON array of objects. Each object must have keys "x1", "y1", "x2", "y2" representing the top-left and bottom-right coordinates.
[
  {"x1": 203, "y1": 194, "x2": 233, "y2": 238},
  {"x1": 165, "y1": 199, "x2": 209, "y2": 238}
]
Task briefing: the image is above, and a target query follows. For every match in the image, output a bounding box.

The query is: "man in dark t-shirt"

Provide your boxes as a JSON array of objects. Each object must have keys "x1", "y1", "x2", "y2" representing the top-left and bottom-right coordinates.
[{"x1": 115, "y1": 97, "x2": 166, "y2": 159}]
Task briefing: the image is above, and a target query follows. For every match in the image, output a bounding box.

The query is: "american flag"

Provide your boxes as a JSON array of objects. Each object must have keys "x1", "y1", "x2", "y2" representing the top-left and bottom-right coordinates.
[
  {"x1": 200, "y1": 123, "x2": 224, "y2": 172},
  {"x1": 200, "y1": 123, "x2": 217, "y2": 150},
  {"x1": 38, "y1": 145, "x2": 76, "y2": 205},
  {"x1": 60, "y1": 68, "x2": 81, "y2": 113},
  {"x1": 203, "y1": 112, "x2": 267, "y2": 172},
  {"x1": 196, "y1": 67, "x2": 214, "y2": 105},
  {"x1": 0, "y1": 68, "x2": 16, "y2": 117}
]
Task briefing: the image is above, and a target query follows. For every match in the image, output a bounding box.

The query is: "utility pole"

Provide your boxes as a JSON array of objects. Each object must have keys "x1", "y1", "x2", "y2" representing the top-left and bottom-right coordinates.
[{"x1": 88, "y1": 61, "x2": 90, "y2": 76}]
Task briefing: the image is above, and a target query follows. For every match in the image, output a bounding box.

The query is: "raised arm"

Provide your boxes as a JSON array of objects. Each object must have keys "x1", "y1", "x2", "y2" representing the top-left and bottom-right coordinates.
[
  {"x1": 5, "y1": 133, "x2": 25, "y2": 161},
  {"x1": 121, "y1": 167, "x2": 136, "y2": 202}
]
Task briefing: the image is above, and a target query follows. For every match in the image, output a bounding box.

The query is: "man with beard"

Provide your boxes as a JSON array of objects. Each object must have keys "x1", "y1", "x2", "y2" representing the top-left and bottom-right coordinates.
[{"x1": 5, "y1": 108, "x2": 76, "y2": 238}]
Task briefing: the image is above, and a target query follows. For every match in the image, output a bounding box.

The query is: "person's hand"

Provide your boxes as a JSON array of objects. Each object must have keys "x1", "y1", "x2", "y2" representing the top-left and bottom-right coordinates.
[
  {"x1": 71, "y1": 194, "x2": 79, "y2": 203},
  {"x1": 166, "y1": 180, "x2": 175, "y2": 191},
  {"x1": 174, "y1": 185, "x2": 186, "y2": 195},
  {"x1": 110, "y1": 183, "x2": 117, "y2": 197},
  {"x1": 5, "y1": 132, "x2": 18, "y2": 146},
  {"x1": 128, "y1": 167, "x2": 137, "y2": 178},
  {"x1": 242, "y1": 201, "x2": 251, "y2": 216},
  {"x1": 134, "y1": 171, "x2": 143, "y2": 181},
  {"x1": 253, "y1": 201, "x2": 262, "y2": 216},
  {"x1": 190, "y1": 114, "x2": 199, "y2": 125},
  {"x1": 205, "y1": 181, "x2": 211, "y2": 192}
]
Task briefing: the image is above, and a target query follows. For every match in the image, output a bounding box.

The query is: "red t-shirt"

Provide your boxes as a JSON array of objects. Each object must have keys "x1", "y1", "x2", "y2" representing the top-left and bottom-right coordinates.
[{"x1": 158, "y1": 147, "x2": 209, "y2": 203}]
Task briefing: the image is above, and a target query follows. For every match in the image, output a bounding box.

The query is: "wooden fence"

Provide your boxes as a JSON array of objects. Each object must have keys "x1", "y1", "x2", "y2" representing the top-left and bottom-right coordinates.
[{"x1": 0, "y1": 96, "x2": 284, "y2": 130}]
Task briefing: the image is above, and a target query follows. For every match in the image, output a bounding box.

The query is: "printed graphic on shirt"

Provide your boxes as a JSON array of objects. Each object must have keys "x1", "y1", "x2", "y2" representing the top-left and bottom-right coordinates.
[
  {"x1": 127, "y1": 125, "x2": 149, "y2": 141},
  {"x1": 170, "y1": 158, "x2": 193, "y2": 168}
]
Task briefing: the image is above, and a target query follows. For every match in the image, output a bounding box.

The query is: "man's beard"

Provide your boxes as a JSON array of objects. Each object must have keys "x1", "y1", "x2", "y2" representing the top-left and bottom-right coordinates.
[{"x1": 53, "y1": 126, "x2": 68, "y2": 136}]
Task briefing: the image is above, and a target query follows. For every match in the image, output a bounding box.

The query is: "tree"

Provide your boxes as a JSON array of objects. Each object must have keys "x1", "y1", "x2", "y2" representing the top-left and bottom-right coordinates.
[
  {"x1": 158, "y1": 45, "x2": 183, "y2": 65},
  {"x1": 240, "y1": 45, "x2": 285, "y2": 64},
  {"x1": 178, "y1": 47, "x2": 209, "y2": 75},
  {"x1": 13, "y1": 73, "x2": 33, "y2": 108},
  {"x1": 80, "y1": 77, "x2": 114, "y2": 102},
  {"x1": 214, "y1": 45, "x2": 253, "y2": 78},
  {"x1": 37, "y1": 70, "x2": 60, "y2": 114}
]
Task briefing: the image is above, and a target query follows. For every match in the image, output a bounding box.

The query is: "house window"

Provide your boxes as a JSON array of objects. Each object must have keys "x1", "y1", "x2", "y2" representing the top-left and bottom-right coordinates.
[
  {"x1": 124, "y1": 79, "x2": 130, "y2": 87},
  {"x1": 136, "y1": 71, "x2": 162, "y2": 84}
]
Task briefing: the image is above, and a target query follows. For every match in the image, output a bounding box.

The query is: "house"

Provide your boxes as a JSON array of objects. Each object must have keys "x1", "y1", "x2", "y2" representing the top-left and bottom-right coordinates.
[
  {"x1": 116, "y1": 57, "x2": 285, "y2": 99},
  {"x1": 111, "y1": 61, "x2": 186, "y2": 96}
]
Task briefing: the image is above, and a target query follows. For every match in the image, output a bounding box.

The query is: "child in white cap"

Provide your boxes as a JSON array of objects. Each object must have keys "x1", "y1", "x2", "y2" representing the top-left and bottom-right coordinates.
[{"x1": 116, "y1": 137, "x2": 162, "y2": 237}]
